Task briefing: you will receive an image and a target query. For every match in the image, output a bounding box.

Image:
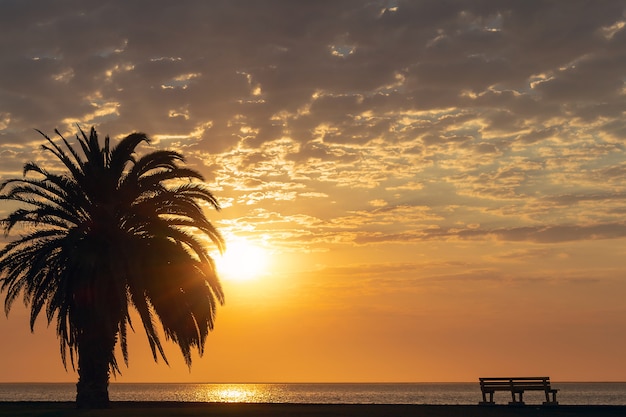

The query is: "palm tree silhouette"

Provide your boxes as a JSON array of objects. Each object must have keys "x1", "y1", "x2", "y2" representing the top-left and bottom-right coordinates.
[{"x1": 0, "y1": 127, "x2": 224, "y2": 408}]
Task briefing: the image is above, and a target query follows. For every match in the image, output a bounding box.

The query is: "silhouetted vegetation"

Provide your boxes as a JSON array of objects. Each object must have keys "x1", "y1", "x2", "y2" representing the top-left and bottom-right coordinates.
[{"x1": 0, "y1": 127, "x2": 224, "y2": 408}]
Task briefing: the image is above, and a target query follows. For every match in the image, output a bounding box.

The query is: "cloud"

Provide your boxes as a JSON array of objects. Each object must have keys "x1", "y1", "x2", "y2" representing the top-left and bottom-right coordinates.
[
  {"x1": 2, "y1": 0, "x2": 626, "y2": 254},
  {"x1": 455, "y1": 222, "x2": 626, "y2": 243},
  {"x1": 351, "y1": 222, "x2": 626, "y2": 245}
]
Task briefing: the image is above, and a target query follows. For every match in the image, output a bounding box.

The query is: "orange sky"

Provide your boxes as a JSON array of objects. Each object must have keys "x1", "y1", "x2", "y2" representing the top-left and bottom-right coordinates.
[{"x1": 1, "y1": 1, "x2": 626, "y2": 382}]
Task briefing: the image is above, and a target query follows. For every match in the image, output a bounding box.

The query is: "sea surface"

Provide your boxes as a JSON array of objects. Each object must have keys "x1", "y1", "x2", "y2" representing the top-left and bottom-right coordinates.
[{"x1": 0, "y1": 382, "x2": 625, "y2": 405}]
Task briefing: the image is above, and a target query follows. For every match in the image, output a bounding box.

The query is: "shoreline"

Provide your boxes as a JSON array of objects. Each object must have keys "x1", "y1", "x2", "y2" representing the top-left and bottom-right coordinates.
[{"x1": 1, "y1": 402, "x2": 626, "y2": 417}]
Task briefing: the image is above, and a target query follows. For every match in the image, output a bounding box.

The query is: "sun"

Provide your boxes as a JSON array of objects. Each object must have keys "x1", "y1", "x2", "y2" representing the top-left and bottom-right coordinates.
[{"x1": 213, "y1": 238, "x2": 270, "y2": 282}]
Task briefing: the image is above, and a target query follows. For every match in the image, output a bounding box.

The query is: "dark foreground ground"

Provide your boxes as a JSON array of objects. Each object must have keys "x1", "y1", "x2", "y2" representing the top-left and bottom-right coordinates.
[{"x1": 1, "y1": 402, "x2": 626, "y2": 417}]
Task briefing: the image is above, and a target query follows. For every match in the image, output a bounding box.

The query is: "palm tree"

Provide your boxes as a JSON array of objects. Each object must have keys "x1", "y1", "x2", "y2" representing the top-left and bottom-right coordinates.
[{"x1": 0, "y1": 127, "x2": 224, "y2": 408}]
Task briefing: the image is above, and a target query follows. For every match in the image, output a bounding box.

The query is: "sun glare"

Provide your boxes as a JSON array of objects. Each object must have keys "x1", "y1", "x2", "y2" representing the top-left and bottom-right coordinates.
[{"x1": 214, "y1": 238, "x2": 270, "y2": 282}]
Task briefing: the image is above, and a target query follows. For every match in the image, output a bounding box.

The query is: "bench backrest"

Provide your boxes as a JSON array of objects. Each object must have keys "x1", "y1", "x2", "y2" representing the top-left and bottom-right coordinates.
[{"x1": 480, "y1": 377, "x2": 552, "y2": 390}]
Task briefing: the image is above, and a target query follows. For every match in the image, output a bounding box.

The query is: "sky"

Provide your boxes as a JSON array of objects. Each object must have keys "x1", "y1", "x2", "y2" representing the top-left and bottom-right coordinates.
[{"x1": 1, "y1": 0, "x2": 626, "y2": 383}]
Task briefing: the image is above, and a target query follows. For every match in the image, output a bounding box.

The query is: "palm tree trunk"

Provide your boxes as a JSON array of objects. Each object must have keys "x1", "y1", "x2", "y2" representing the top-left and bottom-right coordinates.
[{"x1": 75, "y1": 327, "x2": 115, "y2": 408}]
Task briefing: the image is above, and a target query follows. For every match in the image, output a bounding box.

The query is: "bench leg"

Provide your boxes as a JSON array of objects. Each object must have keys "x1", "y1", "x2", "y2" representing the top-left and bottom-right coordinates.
[
  {"x1": 479, "y1": 391, "x2": 495, "y2": 405},
  {"x1": 543, "y1": 390, "x2": 558, "y2": 406},
  {"x1": 509, "y1": 391, "x2": 524, "y2": 405}
]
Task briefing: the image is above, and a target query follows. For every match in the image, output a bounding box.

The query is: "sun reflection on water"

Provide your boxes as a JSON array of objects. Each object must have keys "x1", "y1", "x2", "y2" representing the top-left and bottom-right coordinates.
[
  {"x1": 214, "y1": 386, "x2": 254, "y2": 402},
  {"x1": 194, "y1": 384, "x2": 270, "y2": 403}
]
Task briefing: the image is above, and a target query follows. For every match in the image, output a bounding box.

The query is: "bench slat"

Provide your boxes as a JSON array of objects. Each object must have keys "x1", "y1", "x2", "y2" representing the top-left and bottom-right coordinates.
[{"x1": 480, "y1": 377, "x2": 550, "y2": 380}]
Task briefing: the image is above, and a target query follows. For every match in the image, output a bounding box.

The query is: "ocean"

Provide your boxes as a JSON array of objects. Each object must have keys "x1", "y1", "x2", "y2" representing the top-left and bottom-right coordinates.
[{"x1": 0, "y1": 382, "x2": 625, "y2": 405}]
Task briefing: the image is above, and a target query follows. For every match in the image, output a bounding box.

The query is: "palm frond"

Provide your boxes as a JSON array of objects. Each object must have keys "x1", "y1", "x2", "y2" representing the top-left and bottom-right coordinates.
[
  {"x1": 54, "y1": 129, "x2": 86, "y2": 172},
  {"x1": 109, "y1": 133, "x2": 149, "y2": 180},
  {"x1": 36, "y1": 129, "x2": 84, "y2": 182}
]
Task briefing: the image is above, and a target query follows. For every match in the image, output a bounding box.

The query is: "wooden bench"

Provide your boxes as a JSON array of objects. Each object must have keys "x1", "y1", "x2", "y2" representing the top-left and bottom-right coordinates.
[{"x1": 479, "y1": 377, "x2": 559, "y2": 405}]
